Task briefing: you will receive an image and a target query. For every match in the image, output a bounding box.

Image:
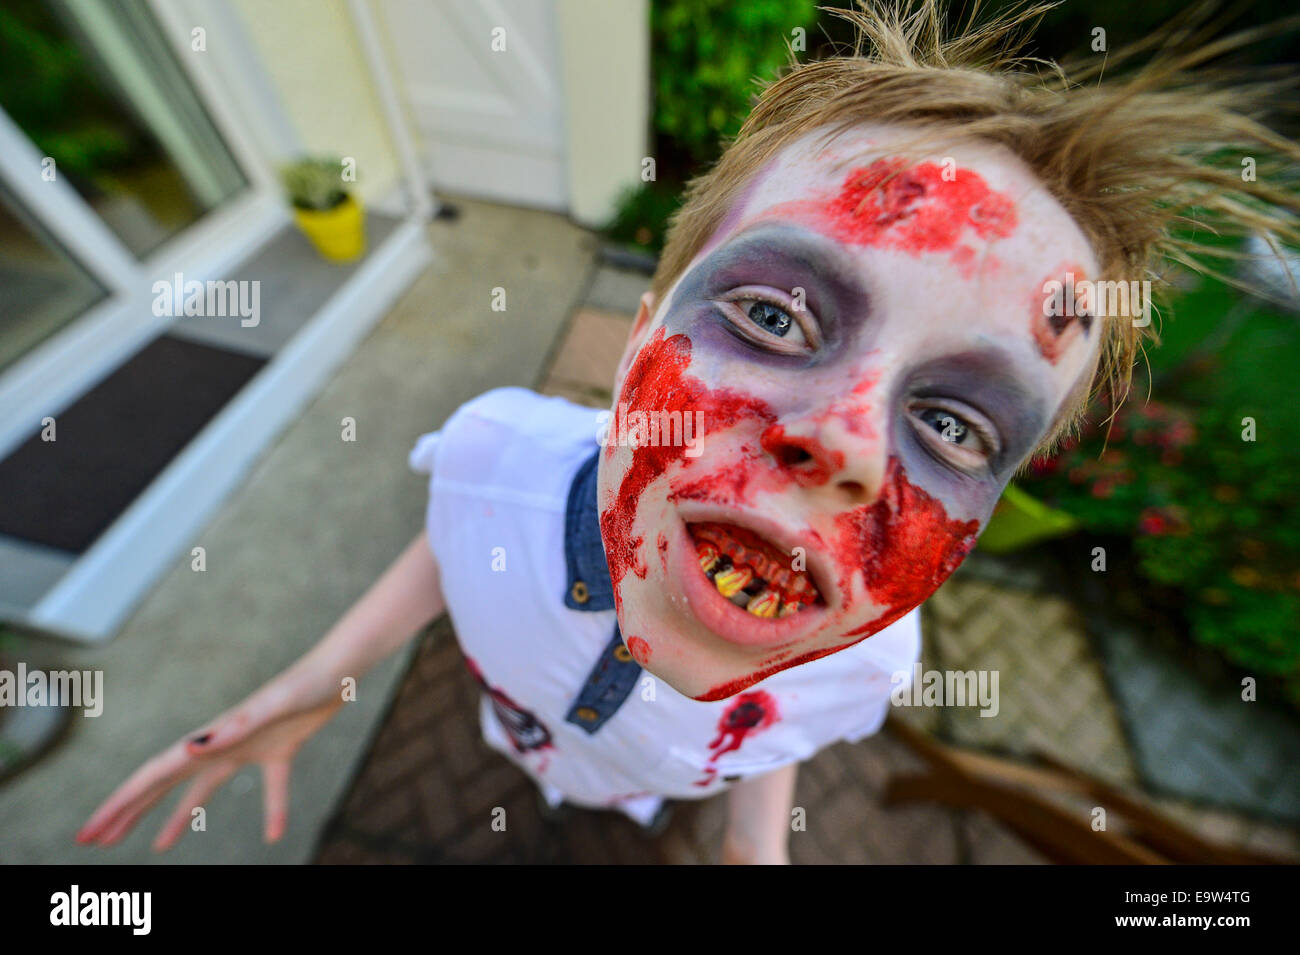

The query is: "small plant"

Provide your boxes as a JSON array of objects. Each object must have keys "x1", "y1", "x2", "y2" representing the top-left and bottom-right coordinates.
[{"x1": 280, "y1": 156, "x2": 350, "y2": 212}]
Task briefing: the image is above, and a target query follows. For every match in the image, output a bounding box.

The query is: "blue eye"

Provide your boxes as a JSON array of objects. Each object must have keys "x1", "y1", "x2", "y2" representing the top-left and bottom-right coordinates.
[
  {"x1": 919, "y1": 407, "x2": 970, "y2": 445},
  {"x1": 746, "y1": 301, "x2": 793, "y2": 337},
  {"x1": 721, "y1": 293, "x2": 814, "y2": 352}
]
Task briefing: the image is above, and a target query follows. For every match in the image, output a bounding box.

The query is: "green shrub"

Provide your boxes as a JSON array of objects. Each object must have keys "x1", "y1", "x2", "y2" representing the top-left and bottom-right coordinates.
[
  {"x1": 604, "y1": 0, "x2": 817, "y2": 250},
  {"x1": 652, "y1": 0, "x2": 816, "y2": 166}
]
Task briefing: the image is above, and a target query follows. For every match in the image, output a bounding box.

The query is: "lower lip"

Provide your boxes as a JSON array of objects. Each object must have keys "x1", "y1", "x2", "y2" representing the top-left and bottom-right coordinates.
[{"x1": 673, "y1": 521, "x2": 827, "y2": 649}]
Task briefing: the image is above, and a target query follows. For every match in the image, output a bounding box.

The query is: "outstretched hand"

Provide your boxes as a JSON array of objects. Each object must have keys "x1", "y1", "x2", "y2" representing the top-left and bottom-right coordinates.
[{"x1": 76, "y1": 673, "x2": 342, "y2": 852}]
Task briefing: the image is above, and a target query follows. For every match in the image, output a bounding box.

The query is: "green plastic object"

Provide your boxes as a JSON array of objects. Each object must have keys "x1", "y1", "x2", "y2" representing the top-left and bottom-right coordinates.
[{"x1": 976, "y1": 483, "x2": 1080, "y2": 554}]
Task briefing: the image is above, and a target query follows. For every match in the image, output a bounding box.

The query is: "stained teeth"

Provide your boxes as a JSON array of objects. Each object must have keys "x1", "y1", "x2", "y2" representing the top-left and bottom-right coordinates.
[
  {"x1": 746, "y1": 590, "x2": 780, "y2": 617},
  {"x1": 714, "y1": 565, "x2": 753, "y2": 598},
  {"x1": 779, "y1": 594, "x2": 815, "y2": 616},
  {"x1": 691, "y1": 523, "x2": 822, "y2": 618}
]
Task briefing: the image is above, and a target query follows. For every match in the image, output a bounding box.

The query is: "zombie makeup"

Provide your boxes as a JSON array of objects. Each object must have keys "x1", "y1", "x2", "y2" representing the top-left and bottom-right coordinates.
[
  {"x1": 599, "y1": 126, "x2": 1101, "y2": 701},
  {"x1": 1031, "y1": 261, "x2": 1095, "y2": 364}
]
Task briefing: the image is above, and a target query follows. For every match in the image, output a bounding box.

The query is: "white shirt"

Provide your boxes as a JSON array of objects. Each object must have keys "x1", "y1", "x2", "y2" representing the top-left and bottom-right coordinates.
[{"x1": 410, "y1": 387, "x2": 920, "y2": 824}]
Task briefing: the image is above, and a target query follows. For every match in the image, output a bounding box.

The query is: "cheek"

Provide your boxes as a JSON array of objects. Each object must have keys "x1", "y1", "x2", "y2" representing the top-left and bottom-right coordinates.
[
  {"x1": 599, "y1": 328, "x2": 775, "y2": 589},
  {"x1": 835, "y1": 457, "x2": 980, "y2": 635}
]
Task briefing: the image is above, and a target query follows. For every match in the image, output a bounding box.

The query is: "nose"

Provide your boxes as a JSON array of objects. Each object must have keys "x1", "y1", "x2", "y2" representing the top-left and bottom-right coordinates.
[{"x1": 760, "y1": 403, "x2": 887, "y2": 508}]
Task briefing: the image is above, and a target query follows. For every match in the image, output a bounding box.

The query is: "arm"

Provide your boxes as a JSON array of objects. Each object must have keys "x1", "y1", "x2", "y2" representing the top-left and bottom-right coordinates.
[
  {"x1": 280, "y1": 529, "x2": 446, "y2": 704},
  {"x1": 721, "y1": 762, "x2": 799, "y2": 865},
  {"x1": 179, "y1": 528, "x2": 446, "y2": 750},
  {"x1": 78, "y1": 529, "x2": 445, "y2": 850}
]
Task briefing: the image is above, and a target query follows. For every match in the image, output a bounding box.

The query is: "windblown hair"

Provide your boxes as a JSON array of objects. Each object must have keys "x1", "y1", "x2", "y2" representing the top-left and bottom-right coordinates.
[{"x1": 649, "y1": 0, "x2": 1300, "y2": 454}]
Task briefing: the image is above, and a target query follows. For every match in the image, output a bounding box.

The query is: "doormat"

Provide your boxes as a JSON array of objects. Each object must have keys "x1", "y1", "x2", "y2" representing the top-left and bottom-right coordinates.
[{"x1": 0, "y1": 334, "x2": 265, "y2": 553}]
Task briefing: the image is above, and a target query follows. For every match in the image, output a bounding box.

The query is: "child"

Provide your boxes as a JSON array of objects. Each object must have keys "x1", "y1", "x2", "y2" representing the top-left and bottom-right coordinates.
[{"x1": 78, "y1": 1, "x2": 1300, "y2": 864}]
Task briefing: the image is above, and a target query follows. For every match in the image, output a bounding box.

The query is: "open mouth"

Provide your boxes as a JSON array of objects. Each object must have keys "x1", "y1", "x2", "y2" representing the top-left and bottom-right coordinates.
[{"x1": 687, "y1": 522, "x2": 824, "y2": 619}]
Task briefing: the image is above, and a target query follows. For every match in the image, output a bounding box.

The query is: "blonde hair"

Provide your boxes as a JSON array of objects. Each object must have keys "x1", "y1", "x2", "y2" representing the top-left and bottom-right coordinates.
[{"x1": 649, "y1": 0, "x2": 1300, "y2": 453}]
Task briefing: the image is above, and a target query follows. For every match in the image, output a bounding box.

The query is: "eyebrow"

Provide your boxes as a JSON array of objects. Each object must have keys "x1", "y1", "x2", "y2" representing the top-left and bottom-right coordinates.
[
  {"x1": 699, "y1": 221, "x2": 877, "y2": 327},
  {"x1": 717, "y1": 221, "x2": 864, "y2": 278}
]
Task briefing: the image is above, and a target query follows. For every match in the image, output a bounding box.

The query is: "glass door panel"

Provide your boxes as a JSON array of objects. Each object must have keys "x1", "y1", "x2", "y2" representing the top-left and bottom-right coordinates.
[
  {"x1": 0, "y1": 0, "x2": 249, "y2": 258},
  {"x1": 0, "y1": 179, "x2": 105, "y2": 372}
]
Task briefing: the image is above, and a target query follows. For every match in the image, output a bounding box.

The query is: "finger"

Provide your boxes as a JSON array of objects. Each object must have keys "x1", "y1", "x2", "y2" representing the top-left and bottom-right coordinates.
[
  {"x1": 261, "y1": 760, "x2": 292, "y2": 843},
  {"x1": 78, "y1": 744, "x2": 195, "y2": 843},
  {"x1": 93, "y1": 782, "x2": 175, "y2": 848},
  {"x1": 152, "y1": 764, "x2": 236, "y2": 853}
]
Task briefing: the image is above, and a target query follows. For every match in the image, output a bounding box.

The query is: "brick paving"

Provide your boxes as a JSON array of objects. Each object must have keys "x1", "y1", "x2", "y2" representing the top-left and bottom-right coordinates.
[
  {"x1": 313, "y1": 264, "x2": 1300, "y2": 864},
  {"x1": 314, "y1": 617, "x2": 1046, "y2": 864}
]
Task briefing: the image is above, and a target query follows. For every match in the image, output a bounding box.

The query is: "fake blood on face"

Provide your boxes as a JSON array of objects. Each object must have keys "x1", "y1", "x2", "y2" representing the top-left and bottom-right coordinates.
[
  {"x1": 1031, "y1": 262, "x2": 1092, "y2": 365},
  {"x1": 695, "y1": 643, "x2": 848, "y2": 702},
  {"x1": 600, "y1": 327, "x2": 773, "y2": 589},
  {"x1": 838, "y1": 457, "x2": 979, "y2": 635},
  {"x1": 626, "y1": 635, "x2": 652, "y2": 665},
  {"x1": 692, "y1": 459, "x2": 979, "y2": 701},
  {"x1": 759, "y1": 425, "x2": 843, "y2": 487},
  {"x1": 694, "y1": 690, "x2": 779, "y2": 786},
  {"x1": 763, "y1": 159, "x2": 1018, "y2": 259}
]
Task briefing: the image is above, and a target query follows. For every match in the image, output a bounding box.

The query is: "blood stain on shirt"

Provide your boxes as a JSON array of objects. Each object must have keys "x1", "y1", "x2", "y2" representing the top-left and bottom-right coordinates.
[
  {"x1": 463, "y1": 655, "x2": 554, "y2": 763},
  {"x1": 694, "y1": 690, "x2": 780, "y2": 786}
]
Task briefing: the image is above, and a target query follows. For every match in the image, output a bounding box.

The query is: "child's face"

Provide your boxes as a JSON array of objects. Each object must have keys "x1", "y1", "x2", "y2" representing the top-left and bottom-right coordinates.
[{"x1": 598, "y1": 125, "x2": 1101, "y2": 701}]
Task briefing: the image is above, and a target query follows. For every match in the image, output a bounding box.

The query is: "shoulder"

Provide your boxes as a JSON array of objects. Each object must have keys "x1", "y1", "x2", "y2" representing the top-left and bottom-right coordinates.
[{"x1": 411, "y1": 387, "x2": 605, "y2": 508}]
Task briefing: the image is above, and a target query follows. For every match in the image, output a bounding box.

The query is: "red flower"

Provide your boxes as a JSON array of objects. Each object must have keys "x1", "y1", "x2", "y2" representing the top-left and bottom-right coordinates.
[
  {"x1": 1029, "y1": 455, "x2": 1060, "y2": 477},
  {"x1": 1139, "y1": 510, "x2": 1170, "y2": 535}
]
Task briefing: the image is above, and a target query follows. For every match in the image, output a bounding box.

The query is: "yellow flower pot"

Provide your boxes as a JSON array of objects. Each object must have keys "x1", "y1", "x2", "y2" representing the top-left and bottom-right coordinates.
[{"x1": 293, "y1": 194, "x2": 366, "y2": 262}]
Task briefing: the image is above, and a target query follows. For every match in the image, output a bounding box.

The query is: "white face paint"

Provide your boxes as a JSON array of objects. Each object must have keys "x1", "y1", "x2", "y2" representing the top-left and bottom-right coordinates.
[{"x1": 600, "y1": 125, "x2": 1102, "y2": 701}]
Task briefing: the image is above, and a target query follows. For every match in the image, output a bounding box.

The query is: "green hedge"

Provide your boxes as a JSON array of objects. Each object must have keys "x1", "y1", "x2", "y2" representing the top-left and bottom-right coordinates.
[{"x1": 605, "y1": 0, "x2": 817, "y2": 252}]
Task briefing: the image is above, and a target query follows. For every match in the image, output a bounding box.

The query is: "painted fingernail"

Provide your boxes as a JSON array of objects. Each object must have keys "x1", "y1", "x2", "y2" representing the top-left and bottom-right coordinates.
[{"x1": 190, "y1": 733, "x2": 212, "y2": 745}]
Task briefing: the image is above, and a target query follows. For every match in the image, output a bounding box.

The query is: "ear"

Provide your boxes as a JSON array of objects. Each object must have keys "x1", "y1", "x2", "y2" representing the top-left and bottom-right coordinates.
[{"x1": 612, "y1": 291, "x2": 657, "y2": 396}]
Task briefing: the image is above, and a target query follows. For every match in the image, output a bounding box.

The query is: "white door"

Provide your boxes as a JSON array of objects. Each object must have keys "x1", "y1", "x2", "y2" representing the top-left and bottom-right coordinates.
[{"x1": 376, "y1": 0, "x2": 568, "y2": 211}]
